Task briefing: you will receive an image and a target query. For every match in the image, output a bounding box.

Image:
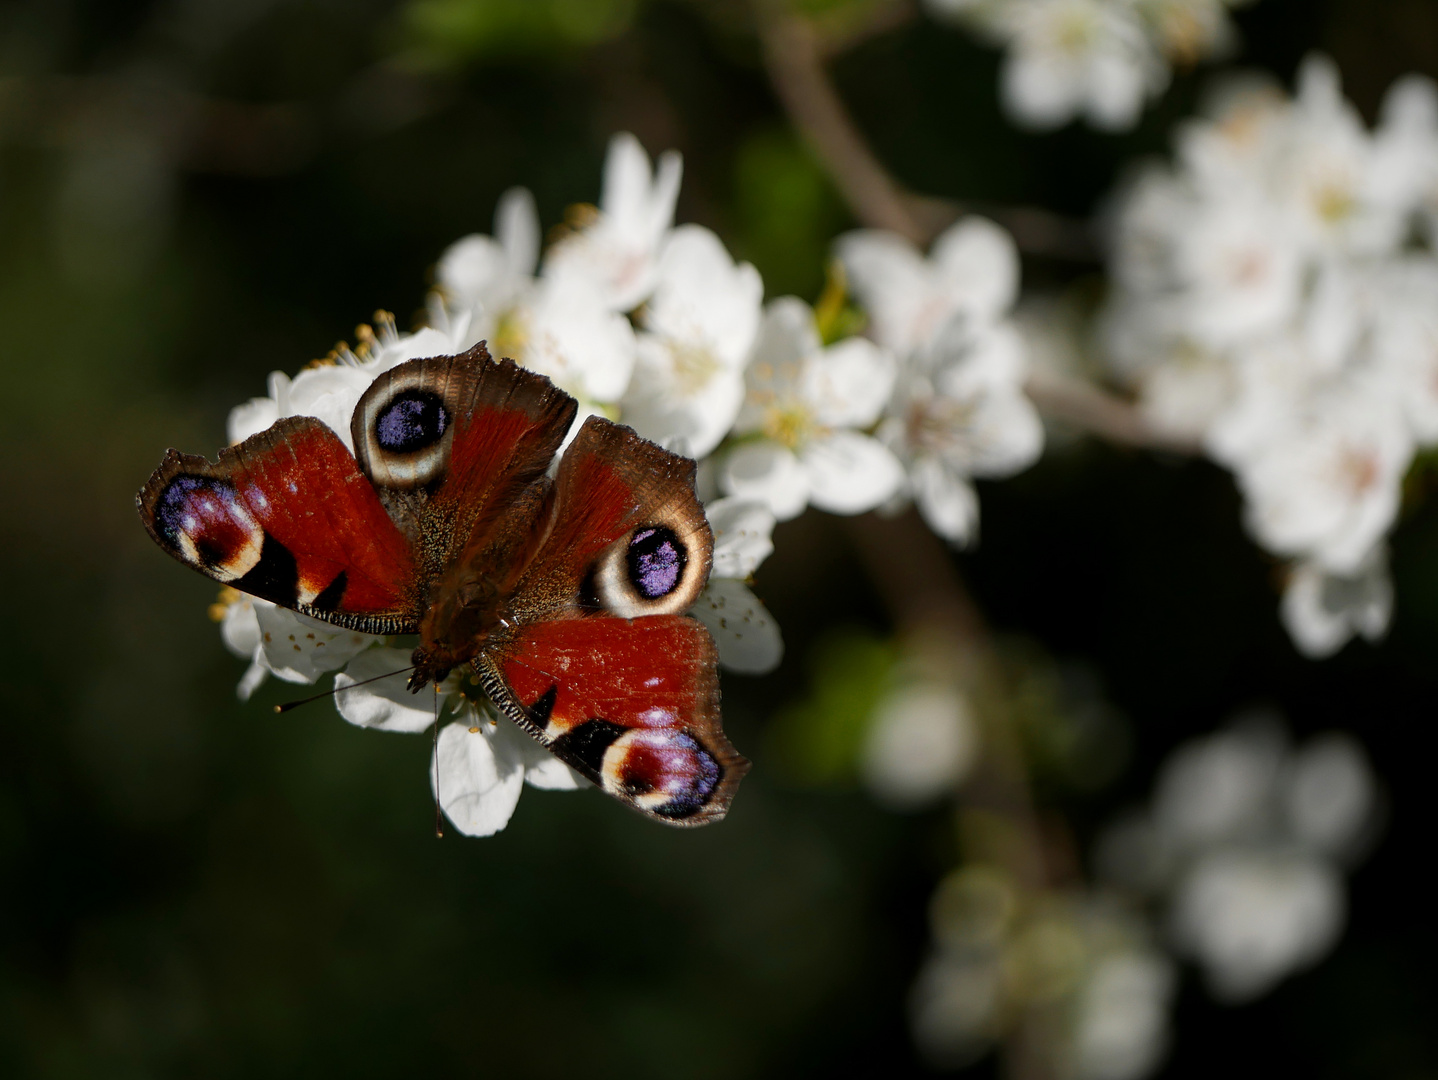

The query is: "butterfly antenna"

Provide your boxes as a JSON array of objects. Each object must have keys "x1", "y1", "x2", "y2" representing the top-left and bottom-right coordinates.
[
  {"x1": 433, "y1": 685, "x2": 444, "y2": 839},
  {"x1": 272, "y1": 666, "x2": 415, "y2": 714}
]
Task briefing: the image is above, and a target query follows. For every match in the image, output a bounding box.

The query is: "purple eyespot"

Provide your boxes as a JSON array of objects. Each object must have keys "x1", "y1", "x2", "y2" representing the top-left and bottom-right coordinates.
[
  {"x1": 626, "y1": 525, "x2": 685, "y2": 600},
  {"x1": 375, "y1": 390, "x2": 448, "y2": 453}
]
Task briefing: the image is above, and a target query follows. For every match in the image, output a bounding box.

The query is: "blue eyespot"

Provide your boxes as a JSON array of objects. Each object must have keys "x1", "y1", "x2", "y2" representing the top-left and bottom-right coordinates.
[
  {"x1": 375, "y1": 390, "x2": 449, "y2": 453},
  {"x1": 626, "y1": 526, "x2": 685, "y2": 600}
]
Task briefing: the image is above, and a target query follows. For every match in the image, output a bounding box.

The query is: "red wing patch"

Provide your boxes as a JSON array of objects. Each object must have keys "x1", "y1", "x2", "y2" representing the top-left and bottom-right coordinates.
[
  {"x1": 138, "y1": 417, "x2": 418, "y2": 633},
  {"x1": 478, "y1": 615, "x2": 748, "y2": 826}
]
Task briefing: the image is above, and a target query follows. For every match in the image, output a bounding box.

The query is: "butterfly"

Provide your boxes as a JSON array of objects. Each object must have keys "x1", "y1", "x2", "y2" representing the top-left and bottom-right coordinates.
[{"x1": 137, "y1": 342, "x2": 749, "y2": 826}]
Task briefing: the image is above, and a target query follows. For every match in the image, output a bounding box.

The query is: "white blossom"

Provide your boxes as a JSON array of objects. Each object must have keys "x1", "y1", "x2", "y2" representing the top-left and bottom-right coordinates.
[
  {"x1": 1094, "y1": 717, "x2": 1377, "y2": 1005},
  {"x1": 1102, "y1": 55, "x2": 1438, "y2": 653},
  {"x1": 621, "y1": 225, "x2": 764, "y2": 457},
  {"x1": 839, "y1": 217, "x2": 1041, "y2": 545},
  {"x1": 543, "y1": 132, "x2": 682, "y2": 313},
  {"x1": 718, "y1": 297, "x2": 904, "y2": 520},
  {"x1": 1281, "y1": 552, "x2": 1393, "y2": 660},
  {"x1": 1170, "y1": 848, "x2": 1345, "y2": 1003},
  {"x1": 860, "y1": 681, "x2": 979, "y2": 808}
]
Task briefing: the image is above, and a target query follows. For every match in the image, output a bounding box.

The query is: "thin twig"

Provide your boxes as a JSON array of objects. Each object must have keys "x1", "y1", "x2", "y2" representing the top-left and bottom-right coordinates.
[
  {"x1": 1025, "y1": 371, "x2": 1200, "y2": 454},
  {"x1": 754, "y1": 0, "x2": 929, "y2": 243}
]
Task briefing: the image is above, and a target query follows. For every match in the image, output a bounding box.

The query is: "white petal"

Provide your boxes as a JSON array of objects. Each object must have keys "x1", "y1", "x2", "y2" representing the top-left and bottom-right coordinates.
[
  {"x1": 255, "y1": 604, "x2": 378, "y2": 684},
  {"x1": 801, "y1": 431, "x2": 907, "y2": 516},
  {"x1": 801, "y1": 337, "x2": 897, "y2": 429},
  {"x1": 227, "y1": 396, "x2": 279, "y2": 444},
  {"x1": 719, "y1": 440, "x2": 811, "y2": 520},
  {"x1": 524, "y1": 273, "x2": 637, "y2": 403},
  {"x1": 219, "y1": 595, "x2": 262, "y2": 658},
  {"x1": 621, "y1": 350, "x2": 746, "y2": 459},
  {"x1": 495, "y1": 186, "x2": 540, "y2": 279},
  {"x1": 283, "y1": 364, "x2": 376, "y2": 451},
  {"x1": 688, "y1": 578, "x2": 784, "y2": 674},
  {"x1": 644, "y1": 225, "x2": 763, "y2": 370},
  {"x1": 514, "y1": 733, "x2": 587, "y2": 790},
  {"x1": 705, "y1": 496, "x2": 777, "y2": 578},
  {"x1": 834, "y1": 231, "x2": 933, "y2": 355},
  {"x1": 236, "y1": 657, "x2": 268, "y2": 702},
  {"x1": 333, "y1": 646, "x2": 436, "y2": 734},
  {"x1": 432, "y1": 721, "x2": 526, "y2": 837},
  {"x1": 911, "y1": 458, "x2": 980, "y2": 544},
  {"x1": 1280, "y1": 554, "x2": 1393, "y2": 659},
  {"x1": 931, "y1": 217, "x2": 1021, "y2": 325}
]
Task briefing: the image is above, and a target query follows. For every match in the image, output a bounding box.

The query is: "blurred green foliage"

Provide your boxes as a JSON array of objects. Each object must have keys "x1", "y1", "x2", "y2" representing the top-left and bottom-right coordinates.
[
  {"x1": 765, "y1": 627, "x2": 897, "y2": 784},
  {"x1": 402, "y1": 0, "x2": 639, "y2": 68}
]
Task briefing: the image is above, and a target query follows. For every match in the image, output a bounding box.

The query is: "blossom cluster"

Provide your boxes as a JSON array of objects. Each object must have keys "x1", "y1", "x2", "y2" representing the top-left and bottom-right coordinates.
[
  {"x1": 1095, "y1": 716, "x2": 1376, "y2": 1003},
  {"x1": 1102, "y1": 56, "x2": 1438, "y2": 656},
  {"x1": 923, "y1": 0, "x2": 1253, "y2": 132},
  {"x1": 910, "y1": 713, "x2": 1376, "y2": 1079},
  {"x1": 210, "y1": 132, "x2": 1041, "y2": 836}
]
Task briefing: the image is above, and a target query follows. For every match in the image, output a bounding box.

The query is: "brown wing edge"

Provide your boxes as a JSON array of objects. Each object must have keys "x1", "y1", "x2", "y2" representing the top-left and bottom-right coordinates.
[{"x1": 136, "y1": 418, "x2": 420, "y2": 636}]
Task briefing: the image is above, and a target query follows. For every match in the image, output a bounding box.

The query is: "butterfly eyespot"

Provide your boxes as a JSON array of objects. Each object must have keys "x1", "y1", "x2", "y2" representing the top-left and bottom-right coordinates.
[
  {"x1": 154, "y1": 475, "x2": 265, "y2": 582},
  {"x1": 600, "y1": 728, "x2": 723, "y2": 820},
  {"x1": 592, "y1": 518, "x2": 710, "y2": 618},
  {"x1": 375, "y1": 390, "x2": 449, "y2": 453},
  {"x1": 354, "y1": 374, "x2": 458, "y2": 490}
]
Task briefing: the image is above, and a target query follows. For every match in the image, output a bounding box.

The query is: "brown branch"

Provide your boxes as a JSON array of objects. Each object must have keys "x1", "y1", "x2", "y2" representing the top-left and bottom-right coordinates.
[
  {"x1": 754, "y1": 0, "x2": 929, "y2": 243},
  {"x1": 1025, "y1": 371, "x2": 1200, "y2": 454}
]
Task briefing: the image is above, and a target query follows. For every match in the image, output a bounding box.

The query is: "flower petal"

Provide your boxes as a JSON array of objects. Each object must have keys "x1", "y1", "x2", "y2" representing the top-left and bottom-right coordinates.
[
  {"x1": 719, "y1": 440, "x2": 811, "y2": 520},
  {"x1": 931, "y1": 217, "x2": 1021, "y2": 326},
  {"x1": 706, "y1": 496, "x2": 777, "y2": 578},
  {"x1": 802, "y1": 337, "x2": 897, "y2": 429},
  {"x1": 911, "y1": 458, "x2": 980, "y2": 544},
  {"x1": 513, "y1": 731, "x2": 588, "y2": 790},
  {"x1": 801, "y1": 431, "x2": 907, "y2": 516},
  {"x1": 433, "y1": 721, "x2": 526, "y2": 837},
  {"x1": 333, "y1": 646, "x2": 436, "y2": 733},
  {"x1": 255, "y1": 603, "x2": 377, "y2": 684},
  {"x1": 689, "y1": 578, "x2": 784, "y2": 674}
]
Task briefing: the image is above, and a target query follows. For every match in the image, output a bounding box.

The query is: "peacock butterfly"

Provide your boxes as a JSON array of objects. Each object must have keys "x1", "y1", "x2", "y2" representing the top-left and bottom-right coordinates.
[{"x1": 137, "y1": 343, "x2": 749, "y2": 825}]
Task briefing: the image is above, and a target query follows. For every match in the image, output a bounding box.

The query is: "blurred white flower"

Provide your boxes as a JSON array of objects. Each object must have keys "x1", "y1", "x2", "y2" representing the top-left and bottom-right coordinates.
[
  {"x1": 880, "y1": 320, "x2": 1044, "y2": 544},
  {"x1": 1151, "y1": 720, "x2": 1285, "y2": 851},
  {"x1": 719, "y1": 297, "x2": 904, "y2": 520},
  {"x1": 1102, "y1": 55, "x2": 1438, "y2": 653},
  {"x1": 1095, "y1": 717, "x2": 1377, "y2": 1007},
  {"x1": 1283, "y1": 734, "x2": 1376, "y2": 859},
  {"x1": 1070, "y1": 949, "x2": 1175, "y2": 1080},
  {"x1": 1170, "y1": 848, "x2": 1344, "y2": 1003},
  {"x1": 437, "y1": 186, "x2": 540, "y2": 323},
  {"x1": 544, "y1": 132, "x2": 682, "y2": 313},
  {"x1": 621, "y1": 225, "x2": 764, "y2": 457},
  {"x1": 998, "y1": 0, "x2": 1167, "y2": 132},
  {"x1": 838, "y1": 217, "x2": 1040, "y2": 544},
  {"x1": 860, "y1": 681, "x2": 980, "y2": 808},
  {"x1": 1281, "y1": 552, "x2": 1393, "y2": 660},
  {"x1": 925, "y1": 0, "x2": 1247, "y2": 132},
  {"x1": 837, "y1": 217, "x2": 1020, "y2": 357}
]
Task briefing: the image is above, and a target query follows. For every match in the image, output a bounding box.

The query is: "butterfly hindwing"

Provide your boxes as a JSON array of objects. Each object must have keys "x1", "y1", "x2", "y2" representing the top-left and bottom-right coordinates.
[
  {"x1": 478, "y1": 615, "x2": 748, "y2": 826},
  {"x1": 138, "y1": 416, "x2": 419, "y2": 633}
]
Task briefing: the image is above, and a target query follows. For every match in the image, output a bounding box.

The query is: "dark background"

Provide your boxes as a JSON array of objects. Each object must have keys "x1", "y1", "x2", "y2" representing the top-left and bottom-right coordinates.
[{"x1": 2, "y1": 0, "x2": 1436, "y2": 1075}]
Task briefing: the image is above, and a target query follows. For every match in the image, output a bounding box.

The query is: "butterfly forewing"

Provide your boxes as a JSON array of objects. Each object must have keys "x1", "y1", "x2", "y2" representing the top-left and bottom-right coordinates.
[{"x1": 138, "y1": 416, "x2": 420, "y2": 633}]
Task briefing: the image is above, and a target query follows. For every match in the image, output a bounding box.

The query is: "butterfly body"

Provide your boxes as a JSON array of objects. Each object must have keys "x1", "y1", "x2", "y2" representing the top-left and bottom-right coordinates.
[{"x1": 138, "y1": 343, "x2": 748, "y2": 826}]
